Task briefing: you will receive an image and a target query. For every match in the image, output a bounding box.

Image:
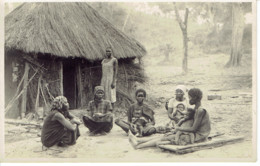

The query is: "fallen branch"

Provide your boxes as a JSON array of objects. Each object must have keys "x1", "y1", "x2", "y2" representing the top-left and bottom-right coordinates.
[
  {"x1": 159, "y1": 136, "x2": 244, "y2": 154},
  {"x1": 5, "y1": 119, "x2": 42, "y2": 128},
  {"x1": 210, "y1": 103, "x2": 251, "y2": 105},
  {"x1": 45, "y1": 84, "x2": 54, "y2": 100}
]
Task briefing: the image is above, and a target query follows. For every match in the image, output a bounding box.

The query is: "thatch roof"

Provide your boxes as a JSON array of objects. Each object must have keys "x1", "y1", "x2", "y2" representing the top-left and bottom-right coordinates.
[{"x1": 5, "y1": 2, "x2": 146, "y2": 60}]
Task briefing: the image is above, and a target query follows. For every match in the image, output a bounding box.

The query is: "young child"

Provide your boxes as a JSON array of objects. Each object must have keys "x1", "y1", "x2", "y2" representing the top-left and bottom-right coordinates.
[
  {"x1": 166, "y1": 85, "x2": 189, "y2": 129},
  {"x1": 115, "y1": 89, "x2": 156, "y2": 137},
  {"x1": 174, "y1": 108, "x2": 195, "y2": 145},
  {"x1": 132, "y1": 116, "x2": 147, "y2": 137}
]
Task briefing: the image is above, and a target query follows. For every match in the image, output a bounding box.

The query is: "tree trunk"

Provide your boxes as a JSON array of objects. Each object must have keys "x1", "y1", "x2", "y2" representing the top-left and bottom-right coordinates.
[
  {"x1": 182, "y1": 30, "x2": 188, "y2": 73},
  {"x1": 225, "y1": 3, "x2": 244, "y2": 67},
  {"x1": 174, "y1": 3, "x2": 189, "y2": 73}
]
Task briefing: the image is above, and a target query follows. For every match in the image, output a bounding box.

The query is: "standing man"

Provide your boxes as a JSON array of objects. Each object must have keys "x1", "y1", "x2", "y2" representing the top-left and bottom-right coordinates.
[
  {"x1": 101, "y1": 47, "x2": 118, "y2": 108},
  {"x1": 82, "y1": 86, "x2": 113, "y2": 135}
]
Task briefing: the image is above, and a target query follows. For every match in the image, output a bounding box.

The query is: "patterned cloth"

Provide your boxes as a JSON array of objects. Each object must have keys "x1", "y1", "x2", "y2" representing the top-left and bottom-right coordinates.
[
  {"x1": 87, "y1": 100, "x2": 112, "y2": 114},
  {"x1": 87, "y1": 99, "x2": 112, "y2": 122},
  {"x1": 101, "y1": 57, "x2": 117, "y2": 103}
]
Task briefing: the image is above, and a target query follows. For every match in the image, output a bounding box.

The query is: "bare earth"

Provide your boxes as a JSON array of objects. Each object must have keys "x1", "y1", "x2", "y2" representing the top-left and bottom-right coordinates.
[{"x1": 4, "y1": 53, "x2": 255, "y2": 161}]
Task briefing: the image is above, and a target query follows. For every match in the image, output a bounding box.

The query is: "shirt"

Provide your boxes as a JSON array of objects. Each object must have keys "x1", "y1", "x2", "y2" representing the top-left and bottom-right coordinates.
[{"x1": 87, "y1": 99, "x2": 112, "y2": 115}]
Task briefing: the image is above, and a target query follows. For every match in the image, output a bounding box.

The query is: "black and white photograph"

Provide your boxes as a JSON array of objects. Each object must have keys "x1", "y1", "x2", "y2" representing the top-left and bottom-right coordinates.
[{"x1": 1, "y1": 0, "x2": 257, "y2": 162}]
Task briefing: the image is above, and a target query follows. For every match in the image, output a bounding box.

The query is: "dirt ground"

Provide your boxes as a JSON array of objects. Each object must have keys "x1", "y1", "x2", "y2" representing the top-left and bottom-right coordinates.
[{"x1": 4, "y1": 53, "x2": 255, "y2": 161}]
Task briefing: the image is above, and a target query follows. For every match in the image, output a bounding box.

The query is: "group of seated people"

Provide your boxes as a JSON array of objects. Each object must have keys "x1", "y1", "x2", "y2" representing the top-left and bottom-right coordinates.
[{"x1": 41, "y1": 85, "x2": 211, "y2": 150}]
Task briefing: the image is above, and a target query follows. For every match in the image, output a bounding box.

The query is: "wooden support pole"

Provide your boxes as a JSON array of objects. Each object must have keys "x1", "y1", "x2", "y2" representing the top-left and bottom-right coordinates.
[
  {"x1": 40, "y1": 83, "x2": 48, "y2": 117},
  {"x1": 21, "y1": 62, "x2": 30, "y2": 119},
  {"x1": 76, "y1": 64, "x2": 83, "y2": 108},
  {"x1": 59, "y1": 61, "x2": 63, "y2": 96},
  {"x1": 35, "y1": 74, "x2": 42, "y2": 114}
]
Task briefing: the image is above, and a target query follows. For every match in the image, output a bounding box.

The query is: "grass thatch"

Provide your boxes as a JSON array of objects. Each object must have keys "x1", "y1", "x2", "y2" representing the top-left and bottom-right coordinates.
[{"x1": 5, "y1": 2, "x2": 146, "y2": 60}]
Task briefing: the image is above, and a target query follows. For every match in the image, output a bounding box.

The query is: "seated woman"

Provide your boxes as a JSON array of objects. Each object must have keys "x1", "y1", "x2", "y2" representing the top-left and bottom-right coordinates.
[
  {"x1": 115, "y1": 89, "x2": 156, "y2": 137},
  {"x1": 129, "y1": 88, "x2": 211, "y2": 149},
  {"x1": 157, "y1": 85, "x2": 189, "y2": 133},
  {"x1": 82, "y1": 86, "x2": 113, "y2": 135},
  {"x1": 41, "y1": 96, "x2": 81, "y2": 147}
]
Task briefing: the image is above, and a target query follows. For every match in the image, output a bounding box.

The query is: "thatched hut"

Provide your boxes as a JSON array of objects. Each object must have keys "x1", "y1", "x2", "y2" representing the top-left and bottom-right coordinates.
[{"x1": 5, "y1": 2, "x2": 146, "y2": 119}]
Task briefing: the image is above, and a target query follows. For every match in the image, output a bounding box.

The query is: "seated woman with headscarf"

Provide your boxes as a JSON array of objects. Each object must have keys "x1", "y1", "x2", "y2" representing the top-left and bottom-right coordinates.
[
  {"x1": 41, "y1": 96, "x2": 81, "y2": 147},
  {"x1": 82, "y1": 86, "x2": 113, "y2": 135},
  {"x1": 157, "y1": 85, "x2": 189, "y2": 133}
]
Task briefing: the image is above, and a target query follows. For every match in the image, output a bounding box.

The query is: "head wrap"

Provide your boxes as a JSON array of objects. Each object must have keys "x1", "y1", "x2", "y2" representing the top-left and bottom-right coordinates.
[
  {"x1": 175, "y1": 85, "x2": 189, "y2": 98},
  {"x1": 94, "y1": 86, "x2": 104, "y2": 95},
  {"x1": 175, "y1": 85, "x2": 187, "y2": 93},
  {"x1": 51, "y1": 96, "x2": 68, "y2": 111}
]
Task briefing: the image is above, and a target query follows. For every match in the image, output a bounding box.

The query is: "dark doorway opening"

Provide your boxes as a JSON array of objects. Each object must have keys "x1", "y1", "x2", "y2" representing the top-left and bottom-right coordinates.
[{"x1": 63, "y1": 60, "x2": 77, "y2": 109}]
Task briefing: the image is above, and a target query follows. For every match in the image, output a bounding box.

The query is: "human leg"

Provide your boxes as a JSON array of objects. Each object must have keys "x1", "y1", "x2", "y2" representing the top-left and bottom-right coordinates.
[
  {"x1": 82, "y1": 115, "x2": 97, "y2": 132},
  {"x1": 128, "y1": 130, "x2": 163, "y2": 149},
  {"x1": 100, "y1": 121, "x2": 113, "y2": 133},
  {"x1": 115, "y1": 119, "x2": 132, "y2": 133},
  {"x1": 142, "y1": 125, "x2": 156, "y2": 136},
  {"x1": 59, "y1": 125, "x2": 80, "y2": 146}
]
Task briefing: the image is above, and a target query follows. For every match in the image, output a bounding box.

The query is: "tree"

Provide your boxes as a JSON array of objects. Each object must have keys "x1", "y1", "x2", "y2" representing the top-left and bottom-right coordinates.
[
  {"x1": 173, "y1": 3, "x2": 189, "y2": 73},
  {"x1": 225, "y1": 3, "x2": 245, "y2": 67}
]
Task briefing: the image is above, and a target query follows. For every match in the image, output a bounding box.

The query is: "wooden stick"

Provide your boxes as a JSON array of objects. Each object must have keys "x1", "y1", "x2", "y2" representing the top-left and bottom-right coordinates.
[
  {"x1": 59, "y1": 61, "x2": 63, "y2": 96},
  {"x1": 45, "y1": 84, "x2": 54, "y2": 100},
  {"x1": 5, "y1": 67, "x2": 26, "y2": 113},
  {"x1": 22, "y1": 54, "x2": 47, "y2": 71},
  {"x1": 210, "y1": 103, "x2": 251, "y2": 105},
  {"x1": 40, "y1": 83, "x2": 48, "y2": 117},
  {"x1": 5, "y1": 120, "x2": 42, "y2": 128},
  {"x1": 159, "y1": 136, "x2": 244, "y2": 154},
  {"x1": 21, "y1": 62, "x2": 30, "y2": 118},
  {"x1": 35, "y1": 75, "x2": 42, "y2": 114},
  {"x1": 5, "y1": 67, "x2": 40, "y2": 114},
  {"x1": 122, "y1": 64, "x2": 129, "y2": 92},
  {"x1": 76, "y1": 64, "x2": 83, "y2": 108}
]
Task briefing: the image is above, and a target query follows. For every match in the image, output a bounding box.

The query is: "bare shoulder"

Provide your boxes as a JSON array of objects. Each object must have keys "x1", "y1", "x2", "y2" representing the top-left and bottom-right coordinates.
[
  {"x1": 197, "y1": 107, "x2": 206, "y2": 114},
  {"x1": 53, "y1": 112, "x2": 65, "y2": 121},
  {"x1": 113, "y1": 57, "x2": 118, "y2": 62}
]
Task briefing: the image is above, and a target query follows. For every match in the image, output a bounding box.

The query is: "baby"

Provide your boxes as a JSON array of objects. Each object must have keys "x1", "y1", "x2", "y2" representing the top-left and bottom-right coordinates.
[
  {"x1": 132, "y1": 117, "x2": 147, "y2": 137},
  {"x1": 174, "y1": 108, "x2": 195, "y2": 145}
]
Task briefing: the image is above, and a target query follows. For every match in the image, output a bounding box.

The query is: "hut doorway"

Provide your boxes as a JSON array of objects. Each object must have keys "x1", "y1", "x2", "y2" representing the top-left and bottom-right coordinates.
[{"x1": 63, "y1": 60, "x2": 77, "y2": 109}]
